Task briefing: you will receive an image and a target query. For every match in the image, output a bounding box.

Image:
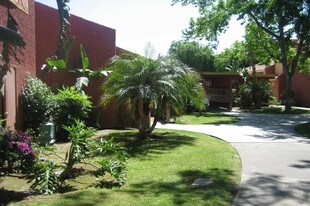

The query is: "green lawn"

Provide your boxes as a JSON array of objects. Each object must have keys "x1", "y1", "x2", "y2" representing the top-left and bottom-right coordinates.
[
  {"x1": 295, "y1": 122, "x2": 310, "y2": 139},
  {"x1": 3, "y1": 129, "x2": 241, "y2": 206},
  {"x1": 171, "y1": 112, "x2": 239, "y2": 125},
  {"x1": 243, "y1": 107, "x2": 310, "y2": 114}
]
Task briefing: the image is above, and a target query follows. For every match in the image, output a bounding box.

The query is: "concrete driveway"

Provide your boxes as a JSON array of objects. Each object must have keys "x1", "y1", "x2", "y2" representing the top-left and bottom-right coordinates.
[{"x1": 156, "y1": 111, "x2": 310, "y2": 206}]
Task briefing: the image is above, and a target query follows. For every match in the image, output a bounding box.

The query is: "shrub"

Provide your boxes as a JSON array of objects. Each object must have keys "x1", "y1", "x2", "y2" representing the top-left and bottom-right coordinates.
[
  {"x1": 21, "y1": 76, "x2": 55, "y2": 134},
  {"x1": 235, "y1": 81, "x2": 273, "y2": 109},
  {"x1": 61, "y1": 119, "x2": 96, "y2": 177},
  {"x1": 0, "y1": 128, "x2": 36, "y2": 174},
  {"x1": 28, "y1": 120, "x2": 127, "y2": 194},
  {"x1": 238, "y1": 83, "x2": 252, "y2": 109},
  {"x1": 252, "y1": 81, "x2": 272, "y2": 108},
  {"x1": 54, "y1": 87, "x2": 92, "y2": 141},
  {"x1": 29, "y1": 159, "x2": 60, "y2": 195}
]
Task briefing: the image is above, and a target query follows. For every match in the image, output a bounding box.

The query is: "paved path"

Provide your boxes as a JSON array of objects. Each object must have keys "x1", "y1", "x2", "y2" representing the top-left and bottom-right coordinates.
[{"x1": 156, "y1": 111, "x2": 310, "y2": 206}]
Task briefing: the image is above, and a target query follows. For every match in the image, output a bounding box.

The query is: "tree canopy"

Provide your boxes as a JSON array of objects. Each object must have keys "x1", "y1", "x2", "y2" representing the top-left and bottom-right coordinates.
[
  {"x1": 214, "y1": 41, "x2": 249, "y2": 73},
  {"x1": 169, "y1": 40, "x2": 215, "y2": 72},
  {"x1": 172, "y1": 0, "x2": 310, "y2": 111}
]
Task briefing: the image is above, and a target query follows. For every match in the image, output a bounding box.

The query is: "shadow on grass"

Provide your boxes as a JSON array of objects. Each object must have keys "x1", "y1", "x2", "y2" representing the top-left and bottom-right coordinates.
[
  {"x1": 0, "y1": 188, "x2": 33, "y2": 206},
  {"x1": 59, "y1": 189, "x2": 109, "y2": 206},
  {"x1": 294, "y1": 122, "x2": 310, "y2": 139},
  {"x1": 121, "y1": 168, "x2": 239, "y2": 205},
  {"x1": 99, "y1": 131, "x2": 196, "y2": 158}
]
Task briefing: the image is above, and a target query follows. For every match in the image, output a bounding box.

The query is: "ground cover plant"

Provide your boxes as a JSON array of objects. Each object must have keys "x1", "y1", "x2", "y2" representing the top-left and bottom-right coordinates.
[
  {"x1": 294, "y1": 122, "x2": 310, "y2": 139},
  {"x1": 2, "y1": 129, "x2": 241, "y2": 206},
  {"x1": 0, "y1": 121, "x2": 127, "y2": 201},
  {"x1": 171, "y1": 111, "x2": 239, "y2": 125}
]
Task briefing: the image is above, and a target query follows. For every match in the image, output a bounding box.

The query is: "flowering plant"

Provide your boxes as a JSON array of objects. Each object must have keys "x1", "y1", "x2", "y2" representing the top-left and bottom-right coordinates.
[{"x1": 0, "y1": 127, "x2": 36, "y2": 174}]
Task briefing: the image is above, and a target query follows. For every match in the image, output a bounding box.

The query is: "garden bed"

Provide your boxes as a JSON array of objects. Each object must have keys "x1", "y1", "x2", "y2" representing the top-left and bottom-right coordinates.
[{"x1": 1, "y1": 129, "x2": 241, "y2": 206}]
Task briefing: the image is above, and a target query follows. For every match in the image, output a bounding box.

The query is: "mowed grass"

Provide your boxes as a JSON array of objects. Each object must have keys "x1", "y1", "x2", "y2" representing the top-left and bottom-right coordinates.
[
  {"x1": 171, "y1": 112, "x2": 239, "y2": 125},
  {"x1": 295, "y1": 122, "x2": 310, "y2": 139},
  {"x1": 243, "y1": 107, "x2": 310, "y2": 114},
  {"x1": 4, "y1": 129, "x2": 241, "y2": 206}
]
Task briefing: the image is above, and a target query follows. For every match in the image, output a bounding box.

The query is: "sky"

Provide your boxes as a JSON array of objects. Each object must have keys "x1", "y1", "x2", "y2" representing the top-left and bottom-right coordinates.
[{"x1": 36, "y1": 0, "x2": 245, "y2": 56}]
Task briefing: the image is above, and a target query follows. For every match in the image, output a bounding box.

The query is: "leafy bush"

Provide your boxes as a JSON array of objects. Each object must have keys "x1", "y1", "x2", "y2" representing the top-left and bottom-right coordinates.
[
  {"x1": 235, "y1": 81, "x2": 273, "y2": 109},
  {"x1": 33, "y1": 120, "x2": 127, "y2": 193},
  {"x1": 29, "y1": 159, "x2": 60, "y2": 195},
  {"x1": 21, "y1": 76, "x2": 55, "y2": 134},
  {"x1": 61, "y1": 119, "x2": 96, "y2": 177},
  {"x1": 252, "y1": 81, "x2": 272, "y2": 108},
  {"x1": 23, "y1": 120, "x2": 127, "y2": 195},
  {"x1": 54, "y1": 87, "x2": 92, "y2": 141},
  {"x1": 94, "y1": 137, "x2": 127, "y2": 187},
  {"x1": 61, "y1": 120, "x2": 127, "y2": 187},
  {"x1": 237, "y1": 83, "x2": 252, "y2": 109},
  {"x1": 0, "y1": 128, "x2": 36, "y2": 174}
]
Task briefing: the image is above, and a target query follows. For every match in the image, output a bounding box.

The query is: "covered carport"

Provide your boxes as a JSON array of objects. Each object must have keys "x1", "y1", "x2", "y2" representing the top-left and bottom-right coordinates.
[{"x1": 200, "y1": 72, "x2": 240, "y2": 110}]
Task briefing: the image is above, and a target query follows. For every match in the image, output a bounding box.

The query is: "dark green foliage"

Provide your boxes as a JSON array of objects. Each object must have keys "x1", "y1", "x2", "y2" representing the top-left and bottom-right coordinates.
[
  {"x1": 21, "y1": 76, "x2": 55, "y2": 134},
  {"x1": 169, "y1": 40, "x2": 215, "y2": 72},
  {"x1": 214, "y1": 41, "x2": 250, "y2": 72},
  {"x1": 235, "y1": 81, "x2": 273, "y2": 109},
  {"x1": 54, "y1": 87, "x2": 92, "y2": 141}
]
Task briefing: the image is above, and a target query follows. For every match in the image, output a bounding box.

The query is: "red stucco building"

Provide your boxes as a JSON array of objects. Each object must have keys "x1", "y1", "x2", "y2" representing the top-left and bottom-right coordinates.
[
  {"x1": 0, "y1": 1, "x2": 125, "y2": 129},
  {"x1": 257, "y1": 63, "x2": 310, "y2": 107},
  {"x1": 35, "y1": 2, "x2": 120, "y2": 128},
  {"x1": 0, "y1": 0, "x2": 36, "y2": 128}
]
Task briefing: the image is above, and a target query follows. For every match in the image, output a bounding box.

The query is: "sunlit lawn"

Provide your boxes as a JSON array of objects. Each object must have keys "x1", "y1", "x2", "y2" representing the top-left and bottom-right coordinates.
[
  {"x1": 2, "y1": 129, "x2": 241, "y2": 206},
  {"x1": 171, "y1": 111, "x2": 239, "y2": 125},
  {"x1": 295, "y1": 122, "x2": 310, "y2": 139},
  {"x1": 243, "y1": 107, "x2": 310, "y2": 114}
]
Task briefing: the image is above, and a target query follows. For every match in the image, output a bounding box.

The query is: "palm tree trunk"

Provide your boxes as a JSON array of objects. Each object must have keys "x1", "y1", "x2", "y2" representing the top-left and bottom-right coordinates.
[
  {"x1": 147, "y1": 116, "x2": 158, "y2": 135},
  {"x1": 137, "y1": 101, "x2": 150, "y2": 140}
]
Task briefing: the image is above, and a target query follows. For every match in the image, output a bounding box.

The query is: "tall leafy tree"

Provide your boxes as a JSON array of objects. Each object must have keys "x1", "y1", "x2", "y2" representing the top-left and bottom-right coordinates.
[
  {"x1": 214, "y1": 41, "x2": 250, "y2": 73},
  {"x1": 169, "y1": 40, "x2": 215, "y2": 72},
  {"x1": 101, "y1": 55, "x2": 205, "y2": 139},
  {"x1": 244, "y1": 22, "x2": 281, "y2": 66},
  {"x1": 172, "y1": 0, "x2": 310, "y2": 112}
]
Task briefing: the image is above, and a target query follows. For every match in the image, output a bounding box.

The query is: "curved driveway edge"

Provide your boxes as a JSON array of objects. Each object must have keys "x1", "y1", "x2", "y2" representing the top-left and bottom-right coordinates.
[{"x1": 156, "y1": 111, "x2": 310, "y2": 206}]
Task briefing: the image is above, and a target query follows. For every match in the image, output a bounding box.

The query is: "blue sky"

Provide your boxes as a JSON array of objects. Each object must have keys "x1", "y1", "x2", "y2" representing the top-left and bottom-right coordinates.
[{"x1": 36, "y1": 0, "x2": 244, "y2": 56}]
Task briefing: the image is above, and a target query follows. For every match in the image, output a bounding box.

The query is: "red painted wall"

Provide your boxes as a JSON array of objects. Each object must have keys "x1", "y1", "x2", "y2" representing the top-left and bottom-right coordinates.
[
  {"x1": 35, "y1": 2, "x2": 119, "y2": 128},
  {"x1": 265, "y1": 65, "x2": 275, "y2": 75},
  {"x1": 0, "y1": 0, "x2": 36, "y2": 128},
  {"x1": 292, "y1": 71, "x2": 310, "y2": 107}
]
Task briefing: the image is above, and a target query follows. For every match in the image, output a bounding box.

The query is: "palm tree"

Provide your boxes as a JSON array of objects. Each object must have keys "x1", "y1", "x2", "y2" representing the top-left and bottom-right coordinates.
[{"x1": 101, "y1": 55, "x2": 205, "y2": 140}]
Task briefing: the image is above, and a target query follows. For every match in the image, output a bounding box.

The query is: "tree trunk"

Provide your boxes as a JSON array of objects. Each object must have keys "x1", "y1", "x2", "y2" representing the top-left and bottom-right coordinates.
[
  {"x1": 278, "y1": 34, "x2": 292, "y2": 113},
  {"x1": 147, "y1": 116, "x2": 158, "y2": 135},
  {"x1": 137, "y1": 101, "x2": 150, "y2": 140},
  {"x1": 285, "y1": 72, "x2": 292, "y2": 112}
]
